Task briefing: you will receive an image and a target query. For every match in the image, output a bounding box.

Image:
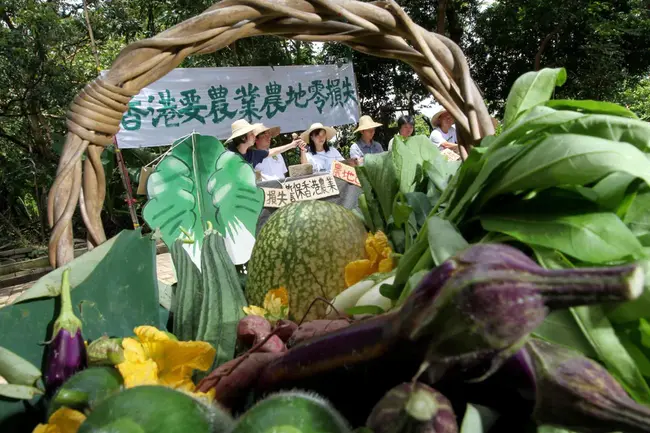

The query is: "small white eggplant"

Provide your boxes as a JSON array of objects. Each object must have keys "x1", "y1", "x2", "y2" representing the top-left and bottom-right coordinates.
[
  {"x1": 326, "y1": 279, "x2": 376, "y2": 318},
  {"x1": 353, "y1": 276, "x2": 396, "y2": 319}
]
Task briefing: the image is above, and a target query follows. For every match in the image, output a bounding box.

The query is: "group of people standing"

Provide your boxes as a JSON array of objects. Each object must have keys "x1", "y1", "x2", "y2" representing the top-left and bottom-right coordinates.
[{"x1": 224, "y1": 107, "x2": 461, "y2": 182}]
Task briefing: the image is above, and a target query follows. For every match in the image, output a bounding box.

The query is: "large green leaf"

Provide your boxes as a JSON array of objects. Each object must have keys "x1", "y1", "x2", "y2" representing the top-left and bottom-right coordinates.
[
  {"x1": 572, "y1": 305, "x2": 650, "y2": 404},
  {"x1": 591, "y1": 173, "x2": 638, "y2": 212},
  {"x1": 445, "y1": 145, "x2": 525, "y2": 222},
  {"x1": 0, "y1": 229, "x2": 159, "y2": 425},
  {"x1": 362, "y1": 151, "x2": 399, "y2": 223},
  {"x1": 0, "y1": 347, "x2": 41, "y2": 386},
  {"x1": 206, "y1": 151, "x2": 264, "y2": 265},
  {"x1": 545, "y1": 99, "x2": 639, "y2": 119},
  {"x1": 502, "y1": 67, "x2": 567, "y2": 128},
  {"x1": 486, "y1": 106, "x2": 584, "y2": 152},
  {"x1": 549, "y1": 114, "x2": 650, "y2": 152},
  {"x1": 15, "y1": 233, "x2": 122, "y2": 303},
  {"x1": 624, "y1": 186, "x2": 650, "y2": 237},
  {"x1": 426, "y1": 216, "x2": 468, "y2": 266},
  {"x1": 143, "y1": 133, "x2": 225, "y2": 267},
  {"x1": 481, "y1": 211, "x2": 644, "y2": 263},
  {"x1": 392, "y1": 135, "x2": 444, "y2": 194},
  {"x1": 478, "y1": 134, "x2": 650, "y2": 207}
]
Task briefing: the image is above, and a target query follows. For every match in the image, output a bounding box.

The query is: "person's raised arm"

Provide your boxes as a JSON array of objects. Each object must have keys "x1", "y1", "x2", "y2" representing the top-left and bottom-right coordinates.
[{"x1": 268, "y1": 138, "x2": 305, "y2": 157}]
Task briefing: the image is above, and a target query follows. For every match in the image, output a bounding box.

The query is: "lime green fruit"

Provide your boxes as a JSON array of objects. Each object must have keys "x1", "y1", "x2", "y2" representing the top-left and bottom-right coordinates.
[
  {"x1": 77, "y1": 385, "x2": 234, "y2": 433},
  {"x1": 233, "y1": 391, "x2": 352, "y2": 433},
  {"x1": 246, "y1": 201, "x2": 367, "y2": 321},
  {"x1": 49, "y1": 367, "x2": 124, "y2": 416}
]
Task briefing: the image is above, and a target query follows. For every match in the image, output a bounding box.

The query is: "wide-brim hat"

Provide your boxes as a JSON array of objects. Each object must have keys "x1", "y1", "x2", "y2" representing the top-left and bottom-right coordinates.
[
  {"x1": 226, "y1": 119, "x2": 262, "y2": 142},
  {"x1": 353, "y1": 115, "x2": 383, "y2": 133},
  {"x1": 430, "y1": 108, "x2": 449, "y2": 127},
  {"x1": 300, "y1": 122, "x2": 337, "y2": 144},
  {"x1": 253, "y1": 123, "x2": 281, "y2": 138}
]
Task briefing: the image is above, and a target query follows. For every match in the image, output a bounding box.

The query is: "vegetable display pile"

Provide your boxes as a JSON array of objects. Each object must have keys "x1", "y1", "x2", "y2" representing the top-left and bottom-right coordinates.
[{"x1": 2, "y1": 67, "x2": 650, "y2": 433}]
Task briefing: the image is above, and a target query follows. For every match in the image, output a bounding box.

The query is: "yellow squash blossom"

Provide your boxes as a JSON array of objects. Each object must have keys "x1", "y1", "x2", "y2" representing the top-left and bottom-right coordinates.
[
  {"x1": 32, "y1": 407, "x2": 86, "y2": 433},
  {"x1": 344, "y1": 231, "x2": 395, "y2": 287},
  {"x1": 116, "y1": 326, "x2": 215, "y2": 399},
  {"x1": 243, "y1": 287, "x2": 289, "y2": 322}
]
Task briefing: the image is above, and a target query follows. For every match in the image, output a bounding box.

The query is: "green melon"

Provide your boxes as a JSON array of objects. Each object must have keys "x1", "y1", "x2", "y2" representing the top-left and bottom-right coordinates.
[
  {"x1": 233, "y1": 390, "x2": 352, "y2": 433},
  {"x1": 246, "y1": 200, "x2": 367, "y2": 321}
]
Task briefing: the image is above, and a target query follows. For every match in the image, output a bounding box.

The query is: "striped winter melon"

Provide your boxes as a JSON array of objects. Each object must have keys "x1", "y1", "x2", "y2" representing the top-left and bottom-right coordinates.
[{"x1": 246, "y1": 201, "x2": 367, "y2": 321}]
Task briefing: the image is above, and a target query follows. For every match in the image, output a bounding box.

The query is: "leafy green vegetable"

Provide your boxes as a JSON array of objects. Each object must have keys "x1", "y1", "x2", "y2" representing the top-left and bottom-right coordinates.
[
  {"x1": 572, "y1": 305, "x2": 650, "y2": 404},
  {"x1": 545, "y1": 99, "x2": 638, "y2": 118},
  {"x1": 478, "y1": 134, "x2": 650, "y2": 207},
  {"x1": 502, "y1": 67, "x2": 567, "y2": 128},
  {"x1": 427, "y1": 216, "x2": 468, "y2": 266},
  {"x1": 481, "y1": 211, "x2": 644, "y2": 263},
  {"x1": 392, "y1": 135, "x2": 444, "y2": 194}
]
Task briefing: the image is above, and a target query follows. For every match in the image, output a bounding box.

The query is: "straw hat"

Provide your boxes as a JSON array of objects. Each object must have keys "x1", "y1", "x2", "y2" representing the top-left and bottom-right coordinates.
[
  {"x1": 353, "y1": 115, "x2": 383, "y2": 133},
  {"x1": 300, "y1": 122, "x2": 337, "y2": 144},
  {"x1": 225, "y1": 119, "x2": 262, "y2": 142},
  {"x1": 253, "y1": 123, "x2": 281, "y2": 138},
  {"x1": 430, "y1": 108, "x2": 450, "y2": 127}
]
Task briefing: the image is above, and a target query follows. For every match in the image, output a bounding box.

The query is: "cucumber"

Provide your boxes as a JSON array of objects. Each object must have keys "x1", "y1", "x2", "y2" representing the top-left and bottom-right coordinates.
[
  {"x1": 196, "y1": 231, "x2": 248, "y2": 371},
  {"x1": 49, "y1": 367, "x2": 123, "y2": 416},
  {"x1": 233, "y1": 391, "x2": 352, "y2": 433},
  {"x1": 77, "y1": 385, "x2": 234, "y2": 433},
  {"x1": 171, "y1": 240, "x2": 203, "y2": 341}
]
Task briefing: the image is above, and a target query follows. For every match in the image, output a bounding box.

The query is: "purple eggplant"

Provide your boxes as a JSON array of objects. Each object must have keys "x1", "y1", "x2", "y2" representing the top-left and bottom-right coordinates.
[
  {"x1": 44, "y1": 268, "x2": 87, "y2": 395},
  {"x1": 251, "y1": 244, "x2": 643, "y2": 411},
  {"x1": 366, "y1": 382, "x2": 458, "y2": 433},
  {"x1": 399, "y1": 244, "x2": 643, "y2": 382},
  {"x1": 522, "y1": 338, "x2": 650, "y2": 433}
]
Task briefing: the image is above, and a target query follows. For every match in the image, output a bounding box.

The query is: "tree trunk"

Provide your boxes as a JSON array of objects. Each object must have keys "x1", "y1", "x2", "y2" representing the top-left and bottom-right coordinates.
[
  {"x1": 446, "y1": 3, "x2": 463, "y2": 44},
  {"x1": 437, "y1": 0, "x2": 447, "y2": 34},
  {"x1": 535, "y1": 28, "x2": 561, "y2": 71}
]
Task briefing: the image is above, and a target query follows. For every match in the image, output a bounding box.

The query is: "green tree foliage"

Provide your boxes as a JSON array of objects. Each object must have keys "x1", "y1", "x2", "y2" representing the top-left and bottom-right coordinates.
[
  {"x1": 466, "y1": 0, "x2": 650, "y2": 114},
  {"x1": 617, "y1": 76, "x2": 650, "y2": 121}
]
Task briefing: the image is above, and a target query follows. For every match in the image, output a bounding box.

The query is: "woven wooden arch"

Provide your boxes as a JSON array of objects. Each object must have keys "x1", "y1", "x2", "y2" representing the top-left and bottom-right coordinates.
[{"x1": 48, "y1": 0, "x2": 494, "y2": 269}]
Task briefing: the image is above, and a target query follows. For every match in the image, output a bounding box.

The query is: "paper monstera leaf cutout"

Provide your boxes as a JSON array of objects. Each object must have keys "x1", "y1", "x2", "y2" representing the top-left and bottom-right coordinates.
[
  {"x1": 142, "y1": 132, "x2": 263, "y2": 267},
  {"x1": 208, "y1": 151, "x2": 264, "y2": 264}
]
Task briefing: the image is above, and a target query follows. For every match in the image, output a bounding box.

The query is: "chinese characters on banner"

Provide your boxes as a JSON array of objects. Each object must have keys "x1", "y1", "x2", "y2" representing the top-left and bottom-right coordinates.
[
  {"x1": 108, "y1": 64, "x2": 360, "y2": 149},
  {"x1": 330, "y1": 160, "x2": 361, "y2": 187},
  {"x1": 262, "y1": 175, "x2": 340, "y2": 208}
]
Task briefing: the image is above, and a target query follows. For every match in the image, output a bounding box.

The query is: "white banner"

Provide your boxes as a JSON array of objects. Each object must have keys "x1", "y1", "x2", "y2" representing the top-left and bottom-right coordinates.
[{"x1": 111, "y1": 64, "x2": 360, "y2": 148}]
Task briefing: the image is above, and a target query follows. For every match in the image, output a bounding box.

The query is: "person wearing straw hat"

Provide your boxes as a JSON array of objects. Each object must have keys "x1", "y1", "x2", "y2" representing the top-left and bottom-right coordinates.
[
  {"x1": 226, "y1": 119, "x2": 298, "y2": 168},
  {"x1": 299, "y1": 122, "x2": 344, "y2": 172},
  {"x1": 252, "y1": 123, "x2": 306, "y2": 181},
  {"x1": 349, "y1": 115, "x2": 384, "y2": 164},
  {"x1": 429, "y1": 108, "x2": 458, "y2": 152}
]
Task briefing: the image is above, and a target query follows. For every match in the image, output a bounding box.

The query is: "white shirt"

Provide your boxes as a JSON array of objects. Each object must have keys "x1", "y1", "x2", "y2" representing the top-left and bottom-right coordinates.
[
  {"x1": 305, "y1": 148, "x2": 344, "y2": 172},
  {"x1": 255, "y1": 154, "x2": 288, "y2": 181},
  {"x1": 429, "y1": 126, "x2": 457, "y2": 150}
]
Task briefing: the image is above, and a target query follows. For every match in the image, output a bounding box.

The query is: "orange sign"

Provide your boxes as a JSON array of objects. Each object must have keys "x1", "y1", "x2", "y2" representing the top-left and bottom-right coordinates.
[{"x1": 331, "y1": 160, "x2": 361, "y2": 187}]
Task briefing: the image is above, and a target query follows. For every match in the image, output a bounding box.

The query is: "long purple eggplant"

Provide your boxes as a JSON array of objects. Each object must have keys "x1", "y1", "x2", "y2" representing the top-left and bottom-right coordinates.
[
  {"x1": 44, "y1": 268, "x2": 88, "y2": 395},
  {"x1": 254, "y1": 244, "x2": 643, "y2": 392}
]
